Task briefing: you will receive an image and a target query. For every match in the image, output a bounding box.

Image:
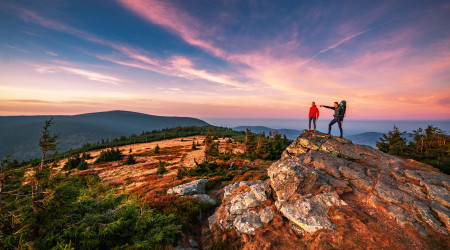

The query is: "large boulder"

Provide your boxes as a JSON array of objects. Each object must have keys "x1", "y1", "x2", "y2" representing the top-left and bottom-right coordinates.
[
  {"x1": 208, "y1": 180, "x2": 275, "y2": 235},
  {"x1": 167, "y1": 179, "x2": 208, "y2": 196},
  {"x1": 268, "y1": 156, "x2": 347, "y2": 233}
]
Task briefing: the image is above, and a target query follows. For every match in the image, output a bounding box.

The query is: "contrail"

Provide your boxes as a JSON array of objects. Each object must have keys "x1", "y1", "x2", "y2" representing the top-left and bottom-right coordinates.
[{"x1": 306, "y1": 28, "x2": 371, "y2": 63}]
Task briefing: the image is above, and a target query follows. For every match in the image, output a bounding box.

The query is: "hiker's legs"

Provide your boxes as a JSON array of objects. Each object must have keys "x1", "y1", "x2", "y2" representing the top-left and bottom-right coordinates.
[
  {"x1": 312, "y1": 117, "x2": 316, "y2": 130},
  {"x1": 328, "y1": 118, "x2": 337, "y2": 134},
  {"x1": 338, "y1": 118, "x2": 343, "y2": 137},
  {"x1": 308, "y1": 117, "x2": 312, "y2": 130}
]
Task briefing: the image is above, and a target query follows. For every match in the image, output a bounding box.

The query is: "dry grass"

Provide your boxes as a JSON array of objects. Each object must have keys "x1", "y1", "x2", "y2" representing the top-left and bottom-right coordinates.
[{"x1": 50, "y1": 136, "x2": 251, "y2": 198}]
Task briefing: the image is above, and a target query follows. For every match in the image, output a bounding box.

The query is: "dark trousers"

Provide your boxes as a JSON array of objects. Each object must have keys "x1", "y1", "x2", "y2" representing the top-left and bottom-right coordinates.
[
  {"x1": 328, "y1": 117, "x2": 343, "y2": 136},
  {"x1": 308, "y1": 117, "x2": 316, "y2": 130}
]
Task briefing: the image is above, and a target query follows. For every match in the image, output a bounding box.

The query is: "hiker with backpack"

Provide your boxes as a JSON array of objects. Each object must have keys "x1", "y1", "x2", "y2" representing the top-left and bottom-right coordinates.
[
  {"x1": 320, "y1": 100, "x2": 346, "y2": 138},
  {"x1": 308, "y1": 101, "x2": 319, "y2": 132}
]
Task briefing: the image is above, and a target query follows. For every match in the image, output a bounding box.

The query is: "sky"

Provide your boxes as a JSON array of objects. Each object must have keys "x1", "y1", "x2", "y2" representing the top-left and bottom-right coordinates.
[{"x1": 0, "y1": 0, "x2": 449, "y2": 120}]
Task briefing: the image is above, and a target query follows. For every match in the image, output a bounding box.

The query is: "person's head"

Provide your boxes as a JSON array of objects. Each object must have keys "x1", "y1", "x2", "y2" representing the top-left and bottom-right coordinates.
[
  {"x1": 311, "y1": 101, "x2": 315, "y2": 106},
  {"x1": 334, "y1": 102, "x2": 339, "y2": 107}
]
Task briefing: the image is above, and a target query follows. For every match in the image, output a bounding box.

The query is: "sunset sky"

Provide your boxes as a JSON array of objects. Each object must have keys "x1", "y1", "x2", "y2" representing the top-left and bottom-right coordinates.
[{"x1": 1, "y1": 0, "x2": 449, "y2": 120}]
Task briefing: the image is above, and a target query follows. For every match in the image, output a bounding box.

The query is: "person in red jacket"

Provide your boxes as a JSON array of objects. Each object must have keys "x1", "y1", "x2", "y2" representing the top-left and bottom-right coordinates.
[{"x1": 308, "y1": 101, "x2": 319, "y2": 132}]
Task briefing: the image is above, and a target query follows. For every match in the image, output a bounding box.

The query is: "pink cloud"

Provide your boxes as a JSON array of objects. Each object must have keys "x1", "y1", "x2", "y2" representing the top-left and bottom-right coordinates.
[
  {"x1": 46, "y1": 51, "x2": 58, "y2": 56},
  {"x1": 33, "y1": 63, "x2": 126, "y2": 85},
  {"x1": 117, "y1": 0, "x2": 225, "y2": 57},
  {"x1": 7, "y1": 45, "x2": 29, "y2": 53},
  {"x1": 17, "y1": 8, "x2": 120, "y2": 49},
  {"x1": 16, "y1": 7, "x2": 244, "y2": 89},
  {"x1": 99, "y1": 53, "x2": 246, "y2": 88},
  {"x1": 58, "y1": 66, "x2": 125, "y2": 85}
]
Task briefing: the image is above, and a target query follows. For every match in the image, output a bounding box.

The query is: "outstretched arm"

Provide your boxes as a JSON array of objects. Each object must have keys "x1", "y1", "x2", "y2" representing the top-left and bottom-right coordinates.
[{"x1": 321, "y1": 105, "x2": 334, "y2": 110}]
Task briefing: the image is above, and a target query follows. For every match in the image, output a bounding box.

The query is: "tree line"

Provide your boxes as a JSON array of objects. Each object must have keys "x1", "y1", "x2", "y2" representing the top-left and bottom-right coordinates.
[
  {"x1": 376, "y1": 125, "x2": 449, "y2": 174},
  {"x1": 204, "y1": 128, "x2": 292, "y2": 161}
]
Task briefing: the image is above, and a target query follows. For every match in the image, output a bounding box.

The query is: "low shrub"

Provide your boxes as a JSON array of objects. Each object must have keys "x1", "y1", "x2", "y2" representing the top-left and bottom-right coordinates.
[
  {"x1": 95, "y1": 148, "x2": 124, "y2": 163},
  {"x1": 156, "y1": 160, "x2": 167, "y2": 175},
  {"x1": 63, "y1": 154, "x2": 89, "y2": 170},
  {"x1": 154, "y1": 145, "x2": 160, "y2": 154},
  {"x1": 176, "y1": 161, "x2": 232, "y2": 179},
  {"x1": 123, "y1": 154, "x2": 137, "y2": 165}
]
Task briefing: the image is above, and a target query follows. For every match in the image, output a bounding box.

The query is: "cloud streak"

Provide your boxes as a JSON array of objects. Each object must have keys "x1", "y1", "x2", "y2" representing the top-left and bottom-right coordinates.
[
  {"x1": 307, "y1": 29, "x2": 370, "y2": 62},
  {"x1": 117, "y1": 0, "x2": 225, "y2": 57},
  {"x1": 15, "y1": 7, "x2": 246, "y2": 88},
  {"x1": 33, "y1": 64, "x2": 125, "y2": 85},
  {"x1": 46, "y1": 51, "x2": 58, "y2": 56}
]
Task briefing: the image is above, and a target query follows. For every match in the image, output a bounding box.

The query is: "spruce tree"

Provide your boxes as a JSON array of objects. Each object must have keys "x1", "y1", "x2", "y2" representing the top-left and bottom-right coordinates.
[
  {"x1": 154, "y1": 144, "x2": 160, "y2": 154},
  {"x1": 244, "y1": 128, "x2": 256, "y2": 155},
  {"x1": 256, "y1": 132, "x2": 270, "y2": 159},
  {"x1": 156, "y1": 160, "x2": 167, "y2": 175},
  {"x1": 376, "y1": 126, "x2": 407, "y2": 155},
  {"x1": 39, "y1": 118, "x2": 59, "y2": 171},
  {"x1": 0, "y1": 152, "x2": 13, "y2": 204},
  {"x1": 204, "y1": 130, "x2": 219, "y2": 161}
]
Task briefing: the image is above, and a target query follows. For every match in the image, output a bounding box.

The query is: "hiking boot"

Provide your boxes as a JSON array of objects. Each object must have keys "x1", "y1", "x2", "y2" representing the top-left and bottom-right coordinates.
[
  {"x1": 308, "y1": 130, "x2": 311, "y2": 132},
  {"x1": 314, "y1": 130, "x2": 316, "y2": 133},
  {"x1": 326, "y1": 133, "x2": 331, "y2": 136},
  {"x1": 339, "y1": 135, "x2": 343, "y2": 138}
]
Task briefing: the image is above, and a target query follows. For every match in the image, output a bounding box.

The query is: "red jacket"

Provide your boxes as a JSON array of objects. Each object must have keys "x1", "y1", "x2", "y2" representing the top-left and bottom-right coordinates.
[{"x1": 309, "y1": 105, "x2": 319, "y2": 118}]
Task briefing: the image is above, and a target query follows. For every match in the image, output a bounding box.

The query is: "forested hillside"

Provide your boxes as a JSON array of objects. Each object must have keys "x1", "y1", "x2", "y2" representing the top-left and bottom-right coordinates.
[{"x1": 0, "y1": 110, "x2": 208, "y2": 161}]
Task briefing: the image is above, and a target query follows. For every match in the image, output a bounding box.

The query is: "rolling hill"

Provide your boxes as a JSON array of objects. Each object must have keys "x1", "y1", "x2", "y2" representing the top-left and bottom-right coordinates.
[{"x1": 0, "y1": 110, "x2": 209, "y2": 161}]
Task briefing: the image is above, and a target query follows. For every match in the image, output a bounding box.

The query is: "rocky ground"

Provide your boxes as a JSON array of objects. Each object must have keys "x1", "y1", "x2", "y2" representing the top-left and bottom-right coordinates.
[{"x1": 207, "y1": 131, "x2": 450, "y2": 249}]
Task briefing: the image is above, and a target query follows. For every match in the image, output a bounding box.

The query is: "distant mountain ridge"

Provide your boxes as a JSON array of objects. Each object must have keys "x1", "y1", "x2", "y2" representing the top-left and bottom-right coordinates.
[
  {"x1": 232, "y1": 126, "x2": 386, "y2": 147},
  {"x1": 346, "y1": 132, "x2": 384, "y2": 147},
  {"x1": 233, "y1": 126, "x2": 301, "y2": 140},
  {"x1": 0, "y1": 110, "x2": 209, "y2": 161}
]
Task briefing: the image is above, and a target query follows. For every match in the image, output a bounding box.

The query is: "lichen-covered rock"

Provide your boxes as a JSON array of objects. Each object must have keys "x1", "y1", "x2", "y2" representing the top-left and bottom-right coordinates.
[
  {"x1": 276, "y1": 192, "x2": 346, "y2": 233},
  {"x1": 424, "y1": 183, "x2": 450, "y2": 207},
  {"x1": 233, "y1": 211, "x2": 264, "y2": 235},
  {"x1": 268, "y1": 157, "x2": 318, "y2": 201},
  {"x1": 413, "y1": 201, "x2": 448, "y2": 234},
  {"x1": 167, "y1": 179, "x2": 208, "y2": 196},
  {"x1": 208, "y1": 180, "x2": 274, "y2": 235},
  {"x1": 194, "y1": 194, "x2": 217, "y2": 205}
]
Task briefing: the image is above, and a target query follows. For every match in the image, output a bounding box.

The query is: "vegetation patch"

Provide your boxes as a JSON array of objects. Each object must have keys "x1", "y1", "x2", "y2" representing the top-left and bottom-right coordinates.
[
  {"x1": 0, "y1": 173, "x2": 182, "y2": 249},
  {"x1": 62, "y1": 153, "x2": 89, "y2": 170},
  {"x1": 123, "y1": 154, "x2": 137, "y2": 165},
  {"x1": 377, "y1": 125, "x2": 449, "y2": 174},
  {"x1": 95, "y1": 148, "x2": 124, "y2": 163}
]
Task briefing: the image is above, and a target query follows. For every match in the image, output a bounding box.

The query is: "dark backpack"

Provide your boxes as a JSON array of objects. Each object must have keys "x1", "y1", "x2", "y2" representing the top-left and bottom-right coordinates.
[{"x1": 340, "y1": 104, "x2": 346, "y2": 117}]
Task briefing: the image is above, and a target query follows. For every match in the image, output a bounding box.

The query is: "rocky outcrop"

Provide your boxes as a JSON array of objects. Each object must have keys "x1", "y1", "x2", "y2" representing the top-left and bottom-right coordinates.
[
  {"x1": 209, "y1": 131, "x2": 450, "y2": 244},
  {"x1": 278, "y1": 131, "x2": 449, "y2": 236},
  {"x1": 208, "y1": 180, "x2": 275, "y2": 235}
]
